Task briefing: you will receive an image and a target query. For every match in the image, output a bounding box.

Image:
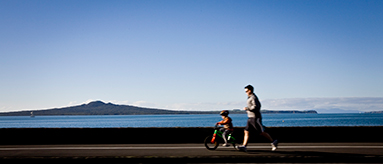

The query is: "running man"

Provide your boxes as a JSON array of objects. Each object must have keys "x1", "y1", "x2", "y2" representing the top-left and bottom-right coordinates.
[{"x1": 236, "y1": 85, "x2": 278, "y2": 151}]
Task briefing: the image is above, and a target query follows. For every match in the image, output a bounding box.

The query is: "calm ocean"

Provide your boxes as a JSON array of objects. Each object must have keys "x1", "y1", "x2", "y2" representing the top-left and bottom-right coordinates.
[{"x1": 1, "y1": 113, "x2": 383, "y2": 128}]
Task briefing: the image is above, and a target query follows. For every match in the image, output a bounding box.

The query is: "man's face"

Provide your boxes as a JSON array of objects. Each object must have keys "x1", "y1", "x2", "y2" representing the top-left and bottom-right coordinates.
[{"x1": 245, "y1": 88, "x2": 251, "y2": 95}]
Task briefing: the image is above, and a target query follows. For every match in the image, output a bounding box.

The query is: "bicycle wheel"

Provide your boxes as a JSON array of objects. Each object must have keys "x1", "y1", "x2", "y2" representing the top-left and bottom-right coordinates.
[
  {"x1": 228, "y1": 136, "x2": 238, "y2": 150},
  {"x1": 231, "y1": 141, "x2": 238, "y2": 150},
  {"x1": 204, "y1": 135, "x2": 219, "y2": 150}
]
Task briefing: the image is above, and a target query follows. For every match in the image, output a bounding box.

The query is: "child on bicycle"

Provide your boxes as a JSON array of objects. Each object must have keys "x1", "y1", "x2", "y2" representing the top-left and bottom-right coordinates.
[{"x1": 216, "y1": 110, "x2": 234, "y2": 146}]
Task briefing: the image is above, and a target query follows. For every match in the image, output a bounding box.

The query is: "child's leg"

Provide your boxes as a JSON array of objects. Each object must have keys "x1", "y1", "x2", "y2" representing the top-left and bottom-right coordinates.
[{"x1": 222, "y1": 130, "x2": 231, "y2": 144}]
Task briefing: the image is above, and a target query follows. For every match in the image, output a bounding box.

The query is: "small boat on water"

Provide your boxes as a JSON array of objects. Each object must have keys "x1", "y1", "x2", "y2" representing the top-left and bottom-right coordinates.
[{"x1": 30, "y1": 111, "x2": 35, "y2": 118}]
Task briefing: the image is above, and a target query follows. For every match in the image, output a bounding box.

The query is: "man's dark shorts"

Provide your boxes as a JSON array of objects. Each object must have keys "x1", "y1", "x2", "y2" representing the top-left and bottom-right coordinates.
[{"x1": 244, "y1": 117, "x2": 264, "y2": 134}]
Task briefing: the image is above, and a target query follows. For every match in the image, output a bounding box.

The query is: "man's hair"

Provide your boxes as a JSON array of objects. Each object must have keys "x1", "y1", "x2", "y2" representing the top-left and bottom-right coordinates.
[{"x1": 244, "y1": 85, "x2": 254, "y2": 93}]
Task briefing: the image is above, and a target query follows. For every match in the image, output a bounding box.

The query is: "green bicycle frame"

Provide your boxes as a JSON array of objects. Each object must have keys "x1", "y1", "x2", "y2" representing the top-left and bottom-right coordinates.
[{"x1": 211, "y1": 129, "x2": 236, "y2": 144}]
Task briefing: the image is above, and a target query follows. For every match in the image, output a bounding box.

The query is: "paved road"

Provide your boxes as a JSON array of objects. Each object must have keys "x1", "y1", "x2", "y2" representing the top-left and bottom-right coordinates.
[{"x1": 1, "y1": 143, "x2": 383, "y2": 163}]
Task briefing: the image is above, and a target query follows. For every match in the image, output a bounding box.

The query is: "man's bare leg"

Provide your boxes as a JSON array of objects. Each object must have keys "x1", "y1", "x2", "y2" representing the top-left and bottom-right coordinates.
[
  {"x1": 260, "y1": 132, "x2": 273, "y2": 142},
  {"x1": 261, "y1": 132, "x2": 278, "y2": 151},
  {"x1": 243, "y1": 130, "x2": 250, "y2": 146}
]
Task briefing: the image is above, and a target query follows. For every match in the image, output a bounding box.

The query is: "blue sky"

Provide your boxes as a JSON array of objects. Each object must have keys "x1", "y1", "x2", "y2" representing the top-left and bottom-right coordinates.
[{"x1": 1, "y1": 0, "x2": 382, "y2": 113}]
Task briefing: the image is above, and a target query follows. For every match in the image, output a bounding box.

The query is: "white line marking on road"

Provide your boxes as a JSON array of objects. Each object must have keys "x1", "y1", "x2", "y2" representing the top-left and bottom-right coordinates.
[
  {"x1": 248, "y1": 146, "x2": 383, "y2": 149},
  {"x1": 1, "y1": 145, "x2": 383, "y2": 151},
  {"x1": 0, "y1": 147, "x2": 204, "y2": 150}
]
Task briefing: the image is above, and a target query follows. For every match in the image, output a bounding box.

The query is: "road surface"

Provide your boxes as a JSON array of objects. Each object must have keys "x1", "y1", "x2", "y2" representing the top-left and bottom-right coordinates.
[{"x1": 1, "y1": 143, "x2": 383, "y2": 163}]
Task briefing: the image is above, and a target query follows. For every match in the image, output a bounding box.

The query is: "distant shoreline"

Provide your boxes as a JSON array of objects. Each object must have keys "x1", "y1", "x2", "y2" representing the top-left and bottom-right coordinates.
[
  {"x1": 0, "y1": 110, "x2": 318, "y2": 116},
  {"x1": 0, "y1": 101, "x2": 318, "y2": 116}
]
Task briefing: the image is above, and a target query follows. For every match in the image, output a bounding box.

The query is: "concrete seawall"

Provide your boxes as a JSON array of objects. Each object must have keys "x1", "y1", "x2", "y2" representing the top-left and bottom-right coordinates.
[{"x1": 1, "y1": 126, "x2": 382, "y2": 145}]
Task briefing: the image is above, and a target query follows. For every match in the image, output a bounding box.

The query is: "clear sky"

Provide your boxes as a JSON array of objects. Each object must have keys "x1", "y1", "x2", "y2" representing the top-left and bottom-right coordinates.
[{"x1": 1, "y1": 0, "x2": 382, "y2": 113}]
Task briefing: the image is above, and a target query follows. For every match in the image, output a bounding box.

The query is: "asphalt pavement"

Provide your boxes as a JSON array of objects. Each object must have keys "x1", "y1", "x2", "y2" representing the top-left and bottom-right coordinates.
[{"x1": 1, "y1": 143, "x2": 383, "y2": 163}]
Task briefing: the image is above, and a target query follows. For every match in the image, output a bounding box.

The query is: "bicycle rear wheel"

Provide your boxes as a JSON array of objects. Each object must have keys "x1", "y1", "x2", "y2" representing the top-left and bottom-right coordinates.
[
  {"x1": 228, "y1": 135, "x2": 239, "y2": 150},
  {"x1": 204, "y1": 135, "x2": 219, "y2": 150},
  {"x1": 232, "y1": 141, "x2": 238, "y2": 150}
]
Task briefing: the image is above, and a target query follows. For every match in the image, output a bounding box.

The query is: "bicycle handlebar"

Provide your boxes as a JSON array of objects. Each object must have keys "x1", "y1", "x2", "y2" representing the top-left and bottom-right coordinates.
[{"x1": 214, "y1": 124, "x2": 222, "y2": 129}]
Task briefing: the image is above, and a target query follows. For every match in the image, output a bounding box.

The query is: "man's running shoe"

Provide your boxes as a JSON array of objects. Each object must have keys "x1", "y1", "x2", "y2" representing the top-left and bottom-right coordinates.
[
  {"x1": 236, "y1": 145, "x2": 247, "y2": 152},
  {"x1": 271, "y1": 140, "x2": 278, "y2": 151}
]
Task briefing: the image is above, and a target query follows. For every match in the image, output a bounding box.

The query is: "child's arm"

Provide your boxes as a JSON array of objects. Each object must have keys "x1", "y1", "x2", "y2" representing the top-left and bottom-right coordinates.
[{"x1": 217, "y1": 118, "x2": 230, "y2": 125}]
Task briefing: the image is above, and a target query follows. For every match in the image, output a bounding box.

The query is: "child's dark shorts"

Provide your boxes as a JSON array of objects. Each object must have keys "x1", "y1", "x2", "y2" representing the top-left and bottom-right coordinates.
[{"x1": 219, "y1": 128, "x2": 233, "y2": 134}]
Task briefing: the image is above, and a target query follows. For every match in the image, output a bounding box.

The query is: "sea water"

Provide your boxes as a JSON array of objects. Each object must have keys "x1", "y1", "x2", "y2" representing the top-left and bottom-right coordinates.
[{"x1": 0, "y1": 113, "x2": 383, "y2": 128}]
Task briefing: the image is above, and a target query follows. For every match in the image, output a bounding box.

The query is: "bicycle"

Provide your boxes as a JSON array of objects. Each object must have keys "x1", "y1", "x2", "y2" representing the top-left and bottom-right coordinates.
[{"x1": 204, "y1": 125, "x2": 238, "y2": 150}]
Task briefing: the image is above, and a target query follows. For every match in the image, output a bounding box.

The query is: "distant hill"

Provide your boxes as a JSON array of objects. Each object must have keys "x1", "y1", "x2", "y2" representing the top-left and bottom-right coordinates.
[
  {"x1": 364, "y1": 111, "x2": 383, "y2": 114},
  {"x1": 0, "y1": 101, "x2": 317, "y2": 116}
]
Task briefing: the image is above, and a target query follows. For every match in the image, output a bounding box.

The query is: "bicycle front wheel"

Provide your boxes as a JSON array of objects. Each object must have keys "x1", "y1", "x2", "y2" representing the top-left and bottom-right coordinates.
[{"x1": 204, "y1": 135, "x2": 219, "y2": 150}]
